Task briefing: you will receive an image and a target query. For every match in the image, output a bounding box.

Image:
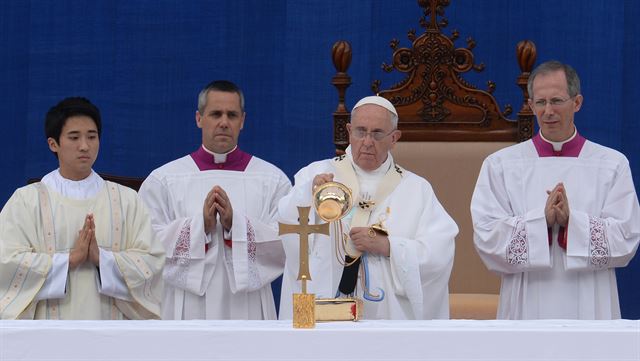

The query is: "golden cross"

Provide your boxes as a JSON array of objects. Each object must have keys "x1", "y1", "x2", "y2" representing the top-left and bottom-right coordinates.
[{"x1": 278, "y1": 206, "x2": 330, "y2": 294}]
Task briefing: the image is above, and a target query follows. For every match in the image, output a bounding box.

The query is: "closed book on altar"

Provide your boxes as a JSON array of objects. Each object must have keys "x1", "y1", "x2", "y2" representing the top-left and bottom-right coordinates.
[{"x1": 315, "y1": 298, "x2": 363, "y2": 321}]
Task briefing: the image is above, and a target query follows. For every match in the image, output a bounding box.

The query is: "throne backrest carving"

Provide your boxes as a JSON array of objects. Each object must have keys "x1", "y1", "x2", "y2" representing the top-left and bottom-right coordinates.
[{"x1": 332, "y1": 0, "x2": 536, "y2": 150}]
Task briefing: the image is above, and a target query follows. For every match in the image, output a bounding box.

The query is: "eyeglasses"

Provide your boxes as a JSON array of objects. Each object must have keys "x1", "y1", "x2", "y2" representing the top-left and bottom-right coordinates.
[
  {"x1": 350, "y1": 127, "x2": 395, "y2": 141},
  {"x1": 530, "y1": 97, "x2": 574, "y2": 110}
]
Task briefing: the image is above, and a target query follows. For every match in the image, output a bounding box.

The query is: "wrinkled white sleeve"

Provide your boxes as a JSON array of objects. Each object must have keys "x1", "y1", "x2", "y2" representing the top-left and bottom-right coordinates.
[
  {"x1": 96, "y1": 248, "x2": 132, "y2": 301},
  {"x1": 224, "y1": 170, "x2": 291, "y2": 293},
  {"x1": 565, "y1": 161, "x2": 640, "y2": 270},
  {"x1": 138, "y1": 174, "x2": 212, "y2": 296},
  {"x1": 388, "y1": 181, "x2": 457, "y2": 319},
  {"x1": 471, "y1": 157, "x2": 551, "y2": 274},
  {"x1": 34, "y1": 253, "x2": 69, "y2": 301},
  {"x1": 277, "y1": 163, "x2": 321, "y2": 271}
]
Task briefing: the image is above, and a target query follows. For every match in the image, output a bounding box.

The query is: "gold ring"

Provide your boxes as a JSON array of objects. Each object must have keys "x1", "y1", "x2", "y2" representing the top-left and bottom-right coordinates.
[{"x1": 368, "y1": 228, "x2": 377, "y2": 238}]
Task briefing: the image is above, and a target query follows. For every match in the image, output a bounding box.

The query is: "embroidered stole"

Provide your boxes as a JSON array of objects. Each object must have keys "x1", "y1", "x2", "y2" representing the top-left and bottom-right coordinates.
[{"x1": 333, "y1": 155, "x2": 403, "y2": 257}]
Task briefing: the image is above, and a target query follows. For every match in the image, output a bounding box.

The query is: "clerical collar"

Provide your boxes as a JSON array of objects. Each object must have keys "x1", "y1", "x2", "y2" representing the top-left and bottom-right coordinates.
[
  {"x1": 41, "y1": 168, "x2": 105, "y2": 200},
  {"x1": 345, "y1": 145, "x2": 393, "y2": 177},
  {"x1": 345, "y1": 145, "x2": 393, "y2": 198},
  {"x1": 190, "y1": 145, "x2": 252, "y2": 171},
  {"x1": 202, "y1": 145, "x2": 236, "y2": 163},
  {"x1": 532, "y1": 128, "x2": 586, "y2": 157}
]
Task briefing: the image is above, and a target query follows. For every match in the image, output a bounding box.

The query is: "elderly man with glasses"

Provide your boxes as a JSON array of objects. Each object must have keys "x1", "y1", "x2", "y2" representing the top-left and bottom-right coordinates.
[
  {"x1": 277, "y1": 96, "x2": 458, "y2": 320},
  {"x1": 471, "y1": 60, "x2": 640, "y2": 320}
]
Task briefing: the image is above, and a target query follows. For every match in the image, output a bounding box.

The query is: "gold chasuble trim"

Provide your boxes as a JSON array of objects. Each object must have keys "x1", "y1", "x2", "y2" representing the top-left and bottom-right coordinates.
[
  {"x1": 35, "y1": 183, "x2": 60, "y2": 320},
  {"x1": 0, "y1": 253, "x2": 35, "y2": 316},
  {"x1": 106, "y1": 181, "x2": 126, "y2": 320},
  {"x1": 106, "y1": 182, "x2": 123, "y2": 252}
]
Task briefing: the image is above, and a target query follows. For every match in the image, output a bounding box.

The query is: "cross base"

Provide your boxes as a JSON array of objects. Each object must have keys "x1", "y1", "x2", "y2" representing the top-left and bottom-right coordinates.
[{"x1": 293, "y1": 293, "x2": 316, "y2": 328}]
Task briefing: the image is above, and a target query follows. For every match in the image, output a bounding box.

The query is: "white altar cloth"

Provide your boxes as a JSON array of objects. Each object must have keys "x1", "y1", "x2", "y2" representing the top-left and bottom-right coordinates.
[{"x1": 1, "y1": 319, "x2": 638, "y2": 360}]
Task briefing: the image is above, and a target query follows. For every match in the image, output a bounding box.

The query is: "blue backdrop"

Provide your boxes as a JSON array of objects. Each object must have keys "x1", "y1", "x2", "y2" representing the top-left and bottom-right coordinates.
[{"x1": 1, "y1": 0, "x2": 639, "y2": 318}]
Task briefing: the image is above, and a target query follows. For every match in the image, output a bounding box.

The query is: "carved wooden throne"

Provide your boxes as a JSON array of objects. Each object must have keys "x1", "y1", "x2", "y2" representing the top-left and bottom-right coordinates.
[{"x1": 331, "y1": 0, "x2": 537, "y2": 319}]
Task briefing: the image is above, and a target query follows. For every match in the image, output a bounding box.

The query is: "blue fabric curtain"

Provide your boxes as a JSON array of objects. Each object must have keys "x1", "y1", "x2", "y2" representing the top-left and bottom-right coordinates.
[{"x1": 1, "y1": 0, "x2": 639, "y2": 318}]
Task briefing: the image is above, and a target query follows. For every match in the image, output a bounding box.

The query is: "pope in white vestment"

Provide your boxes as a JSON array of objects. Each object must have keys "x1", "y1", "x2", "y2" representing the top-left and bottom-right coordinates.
[
  {"x1": 471, "y1": 61, "x2": 640, "y2": 319},
  {"x1": 278, "y1": 96, "x2": 457, "y2": 320},
  {"x1": 138, "y1": 81, "x2": 291, "y2": 319}
]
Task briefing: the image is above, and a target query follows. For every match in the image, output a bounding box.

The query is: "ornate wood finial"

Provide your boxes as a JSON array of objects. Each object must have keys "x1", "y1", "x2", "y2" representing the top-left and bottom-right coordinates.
[
  {"x1": 331, "y1": 41, "x2": 353, "y2": 155},
  {"x1": 516, "y1": 40, "x2": 537, "y2": 74},
  {"x1": 515, "y1": 40, "x2": 537, "y2": 141},
  {"x1": 332, "y1": 41, "x2": 352, "y2": 73}
]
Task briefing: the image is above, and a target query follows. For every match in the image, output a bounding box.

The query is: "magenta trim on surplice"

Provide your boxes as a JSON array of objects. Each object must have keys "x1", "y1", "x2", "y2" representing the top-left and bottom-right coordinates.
[
  {"x1": 190, "y1": 146, "x2": 252, "y2": 171},
  {"x1": 532, "y1": 132, "x2": 586, "y2": 157}
]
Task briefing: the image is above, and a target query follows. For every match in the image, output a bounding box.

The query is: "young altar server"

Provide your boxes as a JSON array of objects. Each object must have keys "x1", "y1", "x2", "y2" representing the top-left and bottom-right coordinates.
[{"x1": 0, "y1": 97, "x2": 164, "y2": 319}]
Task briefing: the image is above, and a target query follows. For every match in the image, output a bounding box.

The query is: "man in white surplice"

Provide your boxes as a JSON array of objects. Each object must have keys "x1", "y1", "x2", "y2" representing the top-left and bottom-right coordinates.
[
  {"x1": 0, "y1": 97, "x2": 164, "y2": 320},
  {"x1": 471, "y1": 60, "x2": 640, "y2": 319},
  {"x1": 278, "y1": 96, "x2": 458, "y2": 319},
  {"x1": 139, "y1": 80, "x2": 291, "y2": 319}
]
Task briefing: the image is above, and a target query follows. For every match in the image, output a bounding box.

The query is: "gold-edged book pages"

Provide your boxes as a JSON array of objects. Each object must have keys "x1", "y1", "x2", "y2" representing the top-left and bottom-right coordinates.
[{"x1": 315, "y1": 298, "x2": 363, "y2": 321}]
